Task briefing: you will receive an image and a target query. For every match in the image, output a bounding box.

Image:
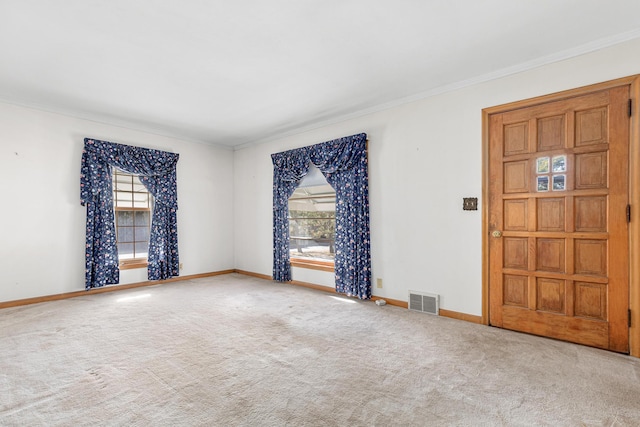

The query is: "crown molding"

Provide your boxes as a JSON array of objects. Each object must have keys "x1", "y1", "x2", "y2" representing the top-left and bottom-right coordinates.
[{"x1": 235, "y1": 29, "x2": 640, "y2": 150}]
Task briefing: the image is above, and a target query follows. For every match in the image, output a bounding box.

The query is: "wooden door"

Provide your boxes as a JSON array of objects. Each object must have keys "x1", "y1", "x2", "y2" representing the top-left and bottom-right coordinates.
[{"x1": 488, "y1": 85, "x2": 630, "y2": 352}]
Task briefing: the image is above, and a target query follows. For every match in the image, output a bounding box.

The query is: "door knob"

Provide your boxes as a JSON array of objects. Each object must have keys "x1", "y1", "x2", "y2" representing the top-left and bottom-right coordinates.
[{"x1": 492, "y1": 230, "x2": 503, "y2": 238}]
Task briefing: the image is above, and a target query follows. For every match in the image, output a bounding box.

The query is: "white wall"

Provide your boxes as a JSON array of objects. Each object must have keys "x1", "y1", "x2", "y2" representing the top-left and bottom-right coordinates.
[
  {"x1": 0, "y1": 103, "x2": 234, "y2": 303},
  {"x1": 233, "y1": 37, "x2": 640, "y2": 316},
  {"x1": 3, "y1": 38, "x2": 639, "y2": 311}
]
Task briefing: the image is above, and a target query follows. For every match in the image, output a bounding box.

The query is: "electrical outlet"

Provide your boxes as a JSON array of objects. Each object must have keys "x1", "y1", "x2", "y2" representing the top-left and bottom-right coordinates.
[
  {"x1": 376, "y1": 278, "x2": 383, "y2": 288},
  {"x1": 179, "y1": 263, "x2": 184, "y2": 270}
]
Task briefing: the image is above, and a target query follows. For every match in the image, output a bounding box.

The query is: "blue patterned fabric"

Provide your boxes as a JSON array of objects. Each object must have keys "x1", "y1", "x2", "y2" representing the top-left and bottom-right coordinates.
[
  {"x1": 272, "y1": 133, "x2": 371, "y2": 299},
  {"x1": 272, "y1": 148, "x2": 310, "y2": 282},
  {"x1": 80, "y1": 138, "x2": 179, "y2": 289}
]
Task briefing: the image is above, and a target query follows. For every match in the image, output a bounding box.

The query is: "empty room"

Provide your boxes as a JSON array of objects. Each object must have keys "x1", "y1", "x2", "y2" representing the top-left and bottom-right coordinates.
[{"x1": 2, "y1": 1, "x2": 640, "y2": 425}]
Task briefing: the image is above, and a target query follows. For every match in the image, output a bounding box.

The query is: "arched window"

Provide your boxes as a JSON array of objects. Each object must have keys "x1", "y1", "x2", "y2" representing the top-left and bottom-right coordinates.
[
  {"x1": 288, "y1": 164, "x2": 336, "y2": 269},
  {"x1": 272, "y1": 133, "x2": 371, "y2": 299}
]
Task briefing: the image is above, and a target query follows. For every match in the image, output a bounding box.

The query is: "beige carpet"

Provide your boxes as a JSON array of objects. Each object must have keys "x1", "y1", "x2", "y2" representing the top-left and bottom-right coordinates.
[{"x1": 1, "y1": 273, "x2": 640, "y2": 426}]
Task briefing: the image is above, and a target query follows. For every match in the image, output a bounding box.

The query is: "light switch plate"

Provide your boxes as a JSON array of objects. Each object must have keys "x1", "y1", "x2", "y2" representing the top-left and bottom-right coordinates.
[{"x1": 463, "y1": 197, "x2": 478, "y2": 211}]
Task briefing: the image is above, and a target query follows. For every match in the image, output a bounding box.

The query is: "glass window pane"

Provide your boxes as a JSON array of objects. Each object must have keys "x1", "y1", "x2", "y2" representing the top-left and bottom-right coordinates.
[
  {"x1": 134, "y1": 211, "x2": 150, "y2": 226},
  {"x1": 133, "y1": 193, "x2": 149, "y2": 208},
  {"x1": 115, "y1": 181, "x2": 131, "y2": 192},
  {"x1": 289, "y1": 218, "x2": 334, "y2": 239},
  {"x1": 113, "y1": 169, "x2": 152, "y2": 263},
  {"x1": 115, "y1": 192, "x2": 133, "y2": 207},
  {"x1": 288, "y1": 178, "x2": 336, "y2": 261},
  {"x1": 117, "y1": 211, "x2": 134, "y2": 226},
  {"x1": 135, "y1": 226, "x2": 149, "y2": 242},
  {"x1": 118, "y1": 243, "x2": 134, "y2": 259},
  {"x1": 118, "y1": 226, "x2": 134, "y2": 242},
  {"x1": 136, "y1": 241, "x2": 149, "y2": 258},
  {"x1": 133, "y1": 182, "x2": 146, "y2": 193}
]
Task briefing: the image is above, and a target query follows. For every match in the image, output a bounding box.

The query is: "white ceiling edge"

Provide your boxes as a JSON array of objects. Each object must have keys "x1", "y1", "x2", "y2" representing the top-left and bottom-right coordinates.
[
  {"x1": 234, "y1": 27, "x2": 640, "y2": 151},
  {"x1": 3, "y1": 27, "x2": 640, "y2": 153},
  {"x1": 0, "y1": 96, "x2": 234, "y2": 151}
]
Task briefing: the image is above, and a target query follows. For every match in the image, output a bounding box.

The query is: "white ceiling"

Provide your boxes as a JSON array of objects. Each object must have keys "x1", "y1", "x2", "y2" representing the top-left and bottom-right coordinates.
[{"x1": 1, "y1": 1, "x2": 640, "y2": 149}]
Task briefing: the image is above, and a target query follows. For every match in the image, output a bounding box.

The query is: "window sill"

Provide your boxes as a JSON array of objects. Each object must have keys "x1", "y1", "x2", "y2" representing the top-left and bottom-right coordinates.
[
  {"x1": 120, "y1": 261, "x2": 148, "y2": 270},
  {"x1": 290, "y1": 258, "x2": 334, "y2": 272}
]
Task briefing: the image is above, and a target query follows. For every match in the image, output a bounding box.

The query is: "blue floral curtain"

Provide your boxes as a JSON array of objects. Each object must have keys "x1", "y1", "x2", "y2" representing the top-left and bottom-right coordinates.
[
  {"x1": 80, "y1": 138, "x2": 179, "y2": 289},
  {"x1": 271, "y1": 133, "x2": 371, "y2": 299},
  {"x1": 272, "y1": 148, "x2": 310, "y2": 282}
]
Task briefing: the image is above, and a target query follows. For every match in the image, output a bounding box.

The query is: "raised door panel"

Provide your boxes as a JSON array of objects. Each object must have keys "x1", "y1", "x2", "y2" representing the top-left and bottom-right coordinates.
[
  {"x1": 504, "y1": 275, "x2": 529, "y2": 308},
  {"x1": 575, "y1": 107, "x2": 607, "y2": 147},
  {"x1": 575, "y1": 197, "x2": 607, "y2": 232},
  {"x1": 537, "y1": 198, "x2": 565, "y2": 231},
  {"x1": 575, "y1": 152, "x2": 607, "y2": 189},
  {"x1": 536, "y1": 278, "x2": 565, "y2": 314},
  {"x1": 504, "y1": 238, "x2": 528, "y2": 269},
  {"x1": 504, "y1": 122, "x2": 529, "y2": 156},
  {"x1": 575, "y1": 282, "x2": 608, "y2": 321},
  {"x1": 488, "y1": 84, "x2": 630, "y2": 353},
  {"x1": 504, "y1": 161, "x2": 530, "y2": 193},
  {"x1": 504, "y1": 200, "x2": 528, "y2": 231},
  {"x1": 536, "y1": 239, "x2": 565, "y2": 273},
  {"x1": 537, "y1": 115, "x2": 566, "y2": 151},
  {"x1": 574, "y1": 239, "x2": 607, "y2": 277}
]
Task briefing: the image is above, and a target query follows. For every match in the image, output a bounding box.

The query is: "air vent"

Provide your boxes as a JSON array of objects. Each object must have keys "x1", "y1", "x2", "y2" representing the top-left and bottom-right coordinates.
[{"x1": 408, "y1": 291, "x2": 439, "y2": 315}]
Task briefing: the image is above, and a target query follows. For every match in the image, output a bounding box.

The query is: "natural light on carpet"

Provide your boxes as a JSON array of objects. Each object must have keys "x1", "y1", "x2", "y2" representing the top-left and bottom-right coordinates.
[
  {"x1": 117, "y1": 293, "x2": 151, "y2": 303},
  {"x1": 329, "y1": 296, "x2": 357, "y2": 304}
]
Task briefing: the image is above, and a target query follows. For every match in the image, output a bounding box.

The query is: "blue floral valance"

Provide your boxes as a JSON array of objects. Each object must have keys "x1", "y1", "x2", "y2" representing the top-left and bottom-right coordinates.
[
  {"x1": 80, "y1": 138, "x2": 180, "y2": 289},
  {"x1": 272, "y1": 133, "x2": 371, "y2": 299}
]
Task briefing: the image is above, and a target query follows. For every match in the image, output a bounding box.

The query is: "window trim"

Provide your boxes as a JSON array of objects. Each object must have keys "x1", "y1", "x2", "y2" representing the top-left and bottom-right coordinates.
[
  {"x1": 119, "y1": 259, "x2": 149, "y2": 270},
  {"x1": 290, "y1": 257, "x2": 335, "y2": 272}
]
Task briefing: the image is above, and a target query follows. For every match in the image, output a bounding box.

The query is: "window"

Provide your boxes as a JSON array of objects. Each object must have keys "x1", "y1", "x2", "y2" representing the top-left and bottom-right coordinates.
[
  {"x1": 288, "y1": 165, "x2": 335, "y2": 270},
  {"x1": 112, "y1": 168, "x2": 151, "y2": 269}
]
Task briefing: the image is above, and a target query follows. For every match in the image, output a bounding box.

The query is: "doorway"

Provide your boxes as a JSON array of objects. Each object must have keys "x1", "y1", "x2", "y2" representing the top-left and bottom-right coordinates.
[{"x1": 483, "y1": 76, "x2": 640, "y2": 355}]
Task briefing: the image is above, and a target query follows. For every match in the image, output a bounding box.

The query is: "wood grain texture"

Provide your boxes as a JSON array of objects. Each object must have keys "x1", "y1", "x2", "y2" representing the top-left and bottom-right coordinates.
[
  {"x1": 234, "y1": 269, "x2": 272, "y2": 280},
  {"x1": 485, "y1": 77, "x2": 635, "y2": 353},
  {"x1": 290, "y1": 259, "x2": 335, "y2": 272},
  {"x1": 439, "y1": 309, "x2": 483, "y2": 324},
  {"x1": 630, "y1": 76, "x2": 640, "y2": 357}
]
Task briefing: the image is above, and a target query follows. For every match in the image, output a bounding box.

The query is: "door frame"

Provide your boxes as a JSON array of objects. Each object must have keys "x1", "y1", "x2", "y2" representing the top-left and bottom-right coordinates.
[{"x1": 482, "y1": 75, "x2": 640, "y2": 357}]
